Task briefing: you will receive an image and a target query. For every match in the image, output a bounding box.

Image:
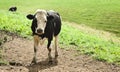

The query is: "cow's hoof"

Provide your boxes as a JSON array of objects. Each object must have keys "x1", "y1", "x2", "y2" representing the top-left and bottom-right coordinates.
[
  {"x1": 48, "y1": 60, "x2": 53, "y2": 64},
  {"x1": 30, "y1": 61, "x2": 37, "y2": 65},
  {"x1": 55, "y1": 54, "x2": 58, "y2": 58},
  {"x1": 31, "y1": 58, "x2": 37, "y2": 64},
  {"x1": 31, "y1": 61, "x2": 37, "y2": 64}
]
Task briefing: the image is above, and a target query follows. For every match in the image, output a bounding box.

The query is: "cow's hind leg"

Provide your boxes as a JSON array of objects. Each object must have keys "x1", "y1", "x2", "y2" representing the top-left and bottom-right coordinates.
[
  {"x1": 47, "y1": 39, "x2": 52, "y2": 63},
  {"x1": 32, "y1": 35, "x2": 39, "y2": 64},
  {"x1": 55, "y1": 35, "x2": 58, "y2": 58}
]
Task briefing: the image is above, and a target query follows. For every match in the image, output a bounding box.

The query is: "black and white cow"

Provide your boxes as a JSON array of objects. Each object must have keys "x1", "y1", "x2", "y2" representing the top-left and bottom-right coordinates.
[
  {"x1": 9, "y1": 6, "x2": 17, "y2": 12},
  {"x1": 26, "y1": 9, "x2": 61, "y2": 64}
]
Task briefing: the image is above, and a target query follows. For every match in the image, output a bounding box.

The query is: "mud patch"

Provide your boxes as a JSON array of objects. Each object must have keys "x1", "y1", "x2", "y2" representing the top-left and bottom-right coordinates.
[{"x1": 0, "y1": 31, "x2": 120, "y2": 72}]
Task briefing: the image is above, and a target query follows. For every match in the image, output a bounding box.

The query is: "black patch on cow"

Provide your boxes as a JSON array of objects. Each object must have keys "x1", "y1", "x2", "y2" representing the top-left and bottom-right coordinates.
[
  {"x1": 26, "y1": 14, "x2": 35, "y2": 20},
  {"x1": 47, "y1": 15, "x2": 54, "y2": 20},
  {"x1": 31, "y1": 18, "x2": 37, "y2": 35}
]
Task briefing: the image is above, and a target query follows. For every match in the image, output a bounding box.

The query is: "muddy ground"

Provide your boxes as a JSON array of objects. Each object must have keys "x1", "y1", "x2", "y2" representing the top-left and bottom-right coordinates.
[{"x1": 0, "y1": 31, "x2": 120, "y2": 72}]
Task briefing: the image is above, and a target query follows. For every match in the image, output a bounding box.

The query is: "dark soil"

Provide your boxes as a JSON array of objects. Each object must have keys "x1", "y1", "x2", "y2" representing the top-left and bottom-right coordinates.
[{"x1": 0, "y1": 31, "x2": 120, "y2": 72}]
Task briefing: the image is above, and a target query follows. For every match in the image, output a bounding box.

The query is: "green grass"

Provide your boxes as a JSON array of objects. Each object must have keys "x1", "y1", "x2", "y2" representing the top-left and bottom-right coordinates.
[
  {"x1": 0, "y1": 11, "x2": 120, "y2": 65},
  {"x1": 0, "y1": 0, "x2": 120, "y2": 36},
  {"x1": 61, "y1": 23, "x2": 120, "y2": 64},
  {"x1": 0, "y1": 11, "x2": 31, "y2": 38}
]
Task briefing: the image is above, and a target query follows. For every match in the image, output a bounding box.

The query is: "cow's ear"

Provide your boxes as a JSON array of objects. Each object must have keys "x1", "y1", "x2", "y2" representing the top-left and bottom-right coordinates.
[
  {"x1": 47, "y1": 15, "x2": 54, "y2": 20},
  {"x1": 26, "y1": 14, "x2": 34, "y2": 20}
]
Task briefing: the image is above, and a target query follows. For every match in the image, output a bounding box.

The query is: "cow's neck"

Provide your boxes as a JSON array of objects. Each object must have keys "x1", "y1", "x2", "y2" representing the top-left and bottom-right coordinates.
[{"x1": 39, "y1": 34, "x2": 45, "y2": 39}]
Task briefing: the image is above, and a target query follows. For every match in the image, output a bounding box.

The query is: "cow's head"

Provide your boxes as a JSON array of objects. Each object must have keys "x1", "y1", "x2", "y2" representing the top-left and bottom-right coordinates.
[{"x1": 26, "y1": 9, "x2": 54, "y2": 35}]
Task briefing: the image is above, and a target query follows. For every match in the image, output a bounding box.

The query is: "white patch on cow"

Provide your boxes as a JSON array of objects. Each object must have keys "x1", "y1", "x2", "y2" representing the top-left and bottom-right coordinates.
[
  {"x1": 40, "y1": 38, "x2": 46, "y2": 45},
  {"x1": 35, "y1": 9, "x2": 47, "y2": 34}
]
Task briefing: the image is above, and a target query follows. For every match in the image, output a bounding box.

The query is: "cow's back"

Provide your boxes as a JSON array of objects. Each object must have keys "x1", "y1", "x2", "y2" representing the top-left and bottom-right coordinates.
[{"x1": 47, "y1": 11, "x2": 61, "y2": 36}]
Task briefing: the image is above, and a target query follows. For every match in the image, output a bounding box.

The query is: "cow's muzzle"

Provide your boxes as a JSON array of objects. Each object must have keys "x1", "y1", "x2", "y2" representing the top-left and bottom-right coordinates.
[{"x1": 37, "y1": 28, "x2": 44, "y2": 35}]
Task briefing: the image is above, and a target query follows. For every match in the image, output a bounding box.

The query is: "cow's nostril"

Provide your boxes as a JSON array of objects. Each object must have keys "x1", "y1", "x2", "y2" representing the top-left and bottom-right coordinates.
[{"x1": 37, "y1": 29, "x2": 43, "y2": 33}]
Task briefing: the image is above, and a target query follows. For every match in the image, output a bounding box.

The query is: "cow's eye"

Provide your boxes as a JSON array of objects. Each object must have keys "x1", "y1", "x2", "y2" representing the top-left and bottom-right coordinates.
[{"x1": 44, "y1": 20, "x2": 47, "y2": 23}]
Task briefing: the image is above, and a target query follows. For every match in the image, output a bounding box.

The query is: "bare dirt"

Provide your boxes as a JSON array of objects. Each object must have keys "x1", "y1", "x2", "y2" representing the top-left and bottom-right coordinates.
[{"x1": 0, "y1": 31, "x2": 120, "y2": 72}]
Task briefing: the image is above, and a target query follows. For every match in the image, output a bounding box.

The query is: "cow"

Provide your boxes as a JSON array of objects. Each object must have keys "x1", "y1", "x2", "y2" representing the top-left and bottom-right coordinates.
[
  {"x1": 9, "y1": 6, "x2": 17, "y2": 12},
  {"x1": 26, "y1": 9, "x2": 61, "y2": 64}
]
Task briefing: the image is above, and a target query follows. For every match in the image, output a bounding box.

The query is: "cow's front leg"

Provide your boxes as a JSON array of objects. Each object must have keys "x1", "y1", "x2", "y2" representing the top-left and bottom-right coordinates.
[
  {"x1": 47, "y1": 39, "x2": 52, "y2": 63},
  {"x1": 32, "y1": 35, "x2": 40, "y2": 64}
]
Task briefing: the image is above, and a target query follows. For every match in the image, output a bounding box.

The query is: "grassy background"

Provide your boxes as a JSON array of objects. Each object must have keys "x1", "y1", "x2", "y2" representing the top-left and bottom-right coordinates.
[
  {"x1": 0, "y1": 0, "x2": 120, "y2": 65},
  {"x1": 0, "y1": 10, "x2": 120, "y2": 65},
  {"x1": 0, "y1": 0, "x2": 120, "y2": 36}
]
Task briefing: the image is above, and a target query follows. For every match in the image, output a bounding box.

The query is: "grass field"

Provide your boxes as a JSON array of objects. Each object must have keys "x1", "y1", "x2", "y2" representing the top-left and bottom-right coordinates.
[
  {"x1": 0, "y1": 0, "x2": 120, "y2": 65},
  {"x1": 0, "y1": 0, "x2": 120, "y2": 36}
]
